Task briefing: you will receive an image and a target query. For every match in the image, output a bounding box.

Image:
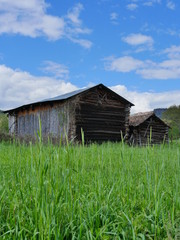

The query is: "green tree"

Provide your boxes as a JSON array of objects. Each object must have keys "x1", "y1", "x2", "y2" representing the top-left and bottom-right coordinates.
[
  {"x1": 162, "y1": 105, "x2": 180, "y2": 139},
  {"x1": 0, "y1": 112, "x2": 8, "y2": 133}
]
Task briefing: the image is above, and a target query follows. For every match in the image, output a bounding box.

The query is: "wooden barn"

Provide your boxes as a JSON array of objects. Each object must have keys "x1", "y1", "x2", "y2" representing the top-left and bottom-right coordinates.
[
  {"x1": 129, "y1": 111, "x2": 169, "y2": 145},
  {"x1": 4, "y1": 84, "x2": 134, "y2": 143}
]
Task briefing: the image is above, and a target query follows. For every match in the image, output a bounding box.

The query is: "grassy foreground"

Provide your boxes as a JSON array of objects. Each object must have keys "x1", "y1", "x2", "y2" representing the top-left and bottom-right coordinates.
[{"x1": 0, "y1": 140, "x2": 180, "y2": 239}]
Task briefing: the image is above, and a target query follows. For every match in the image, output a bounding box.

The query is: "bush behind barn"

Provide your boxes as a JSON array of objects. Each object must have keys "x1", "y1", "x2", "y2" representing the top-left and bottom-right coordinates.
[
  {"x1": 162, "y1": 105, "x2": 180, "y2": 140},
  {"x1": 0, "y1": 112, "x2": 8, "y2": 133},
  {"x1": 0, "y1": 112, "x2": 11, "y2": 142}
]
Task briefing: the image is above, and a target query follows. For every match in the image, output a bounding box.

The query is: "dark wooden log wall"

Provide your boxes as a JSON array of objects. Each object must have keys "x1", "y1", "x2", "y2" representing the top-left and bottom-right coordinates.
[
  {"x1": 131, "y1": 117, "x2": 169, "y2": 145},
  {"x1": 74, "y1": 88, "x2": 130, "y2": 142}
]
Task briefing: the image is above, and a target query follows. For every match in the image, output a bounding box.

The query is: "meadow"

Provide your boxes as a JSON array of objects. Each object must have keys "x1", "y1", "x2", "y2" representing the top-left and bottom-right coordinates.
[{"x1": 0, "y1": 139, "x2": 180, "y2": 239}]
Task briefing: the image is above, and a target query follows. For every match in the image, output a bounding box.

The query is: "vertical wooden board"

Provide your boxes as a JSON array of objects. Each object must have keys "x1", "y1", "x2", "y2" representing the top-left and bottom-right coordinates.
[
  {"x1": 40, "y1": 110, "x2": 49, "y2": 135},
  {"x1": 49, "y1": 108, "x2": 57, "y2": 135},
  {"x1": 67, "y1": 100, "x2": 76, "y2": 141},
  {"x1": 47, "y1": 102, "x2": 72, "y2": 141},
  {"x1": 24, "y1": 114, "x2": 30, "y2": 135},
  {"x1": 33, "y1": 113, "x2": 39, "y2": 136},
  {"x1": 50, "y1": 105, "x2": 65, "y2": 138},
  {"x1": 8, "y1": 115, "x2": 16, "y2": 134},
  {"x1": 18, "y1": 116, "x2": 25, "y2": 135}
]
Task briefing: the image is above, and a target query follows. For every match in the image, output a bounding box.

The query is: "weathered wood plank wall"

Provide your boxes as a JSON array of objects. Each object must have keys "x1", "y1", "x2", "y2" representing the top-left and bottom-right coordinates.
[{"x1": 9, "y1": 101, "x2": 76, "y2": 142}]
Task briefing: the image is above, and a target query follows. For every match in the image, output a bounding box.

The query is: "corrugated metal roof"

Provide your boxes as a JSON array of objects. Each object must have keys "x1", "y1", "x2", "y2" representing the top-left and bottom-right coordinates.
[
  {"x1": 40, "y1": 87, "x2": 89, "y2": 103},
  {"x1": 4, "y1": 86, "x2": 91, "y2": 113},
  {"x1": 4, "y1": 83, "x2": 134, "y2": 113}
]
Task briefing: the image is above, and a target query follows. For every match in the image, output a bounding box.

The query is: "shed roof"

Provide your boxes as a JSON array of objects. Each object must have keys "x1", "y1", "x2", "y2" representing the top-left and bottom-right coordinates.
[
  {"x1": 129, "y1": 111, "x2": 170, "y2": 127},
  {"x1": 4, "y1": 83, "x2": 134, "y2": 113}
]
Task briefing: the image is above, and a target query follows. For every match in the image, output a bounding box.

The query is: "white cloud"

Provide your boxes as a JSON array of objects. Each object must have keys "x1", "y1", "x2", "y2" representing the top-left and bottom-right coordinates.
[
  {"x1": 64, "y1": 3, "x2": 92, "y2": 48},
  {"x1": 122, "y1": 33, "x2": 154, "y2": 48},
  {"x1": 0, "y1": 64, "x2": 77, "y2": 110},
  {"x1": 163, "y1": 45, "x2": 180, "y2": 59},
  {"x1": 110, "y1": 12, "x2": 119, "y2": 25},
  {"x1": 104, "y1": 47, "x2": 180, "y2": 79},
  {"x1": 41, "y1": 61, "x2": 69, "y2": 79},
  {"x1": 66, "y1": 3, "x2": 83, "y2": 26},
  {"x1": 143, "y1": 0, "x2": 161, "y2": 7},
  {"x1": 166, "y1": 0, "x2": 175, "y2": 10},
  {"x1": 104, "y1": 56, "x2": 144, "y2": 72},
  {"x1": 0, "y1": 0, "x2": 48, "y2": 12},
  {"x1": 0, "y1": 1, "x2": 92, "y2": 48},
  {"x1": 110, "y1": 12, "x2": 118, "y2": 21},
  {"x1": 0, "y1": 0, "x2": 64, "y2": 40},
  {"x1": 68, "y1": 37, "x2": 92, "y2": 49},
  {"x1": 126, "y1": 3, "x2": 138, "y2": 11},
  {"x1": 110, "y1": 85, "x2": 180, "y2": 113},
  {"x1": 137, "y1": 59, "x2": 180, "y2": 79},
  {"x1": 129, "y1": 0, "x2": 173, "y2": 9},
  {"x1": 160, "y1": 59, "x2": 180, "y2": 68},
  {"x1": 137, "y1": 67, "x2": 180, "y2": 79}
]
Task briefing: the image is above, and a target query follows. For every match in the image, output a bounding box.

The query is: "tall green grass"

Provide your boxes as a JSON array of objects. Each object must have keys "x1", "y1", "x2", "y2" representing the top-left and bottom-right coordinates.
[{"x1": 0, "y1": 140, "x2": 180, "y2": 239}]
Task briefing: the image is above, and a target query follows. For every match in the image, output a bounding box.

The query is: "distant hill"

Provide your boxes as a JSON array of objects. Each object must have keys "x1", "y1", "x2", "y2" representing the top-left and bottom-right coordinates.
[{"x1": 154, "y1": 108, "x2": 167, "y2": 119}]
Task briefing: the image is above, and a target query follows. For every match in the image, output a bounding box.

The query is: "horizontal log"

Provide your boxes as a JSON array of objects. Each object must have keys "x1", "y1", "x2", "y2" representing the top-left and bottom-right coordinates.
[
  {"x1": 79, "y1": 100, "x2": 125, "y2": 107},
  {"x1": 82, "y1": 130, "x2": 123, "y2": 134},
  {"x1": 76, "y1": 112, "x2": 126, "y2": 119},
  {"x1": 76, "y1": 123, "x2": 126, "y2": 129},
  {"x1": 79, "y1": 135, "x2": 122, "y2": 141},
  {"x1": 78, "y1": 103, "x2": 125, "y2": 111},
  {"x1": 75, "y1": 119, "x2": 126, "y2": 124}
]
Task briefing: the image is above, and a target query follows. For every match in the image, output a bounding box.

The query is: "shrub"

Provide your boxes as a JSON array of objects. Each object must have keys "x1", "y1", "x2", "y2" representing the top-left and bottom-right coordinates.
[{"x1": 0, "y1": 112, "x2": 8, "y2": 133}]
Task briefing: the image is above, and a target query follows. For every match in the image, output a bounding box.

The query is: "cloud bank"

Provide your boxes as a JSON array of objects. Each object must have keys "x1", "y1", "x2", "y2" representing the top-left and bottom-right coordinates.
[
  {"x1": 0, "y1": 64, "x2": 77, "y2": 110},
  {"x1": 1, "y1": 64, "x2": 180, "y2": 114},
  {"x1": 104, "y1": 45, "x2": 180, "y2": 79},
  {"x1": 110, "y1": 85, "x2": 180, "y2": 113}
]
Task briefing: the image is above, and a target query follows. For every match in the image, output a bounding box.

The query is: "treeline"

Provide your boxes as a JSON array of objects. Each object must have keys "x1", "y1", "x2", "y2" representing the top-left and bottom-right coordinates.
[{"x1": 162, "y1": 105, "x2": 180, "y2": 139}]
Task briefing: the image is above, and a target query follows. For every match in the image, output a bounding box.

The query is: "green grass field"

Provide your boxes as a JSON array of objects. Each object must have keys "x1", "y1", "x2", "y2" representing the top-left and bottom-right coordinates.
[{"x1": 0, "y1": 140, "x2": 180, "y2": 239}]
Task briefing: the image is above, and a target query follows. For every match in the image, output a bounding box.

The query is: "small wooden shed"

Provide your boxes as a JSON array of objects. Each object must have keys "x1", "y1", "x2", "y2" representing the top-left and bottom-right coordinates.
[
  {"x1": 129, "y1": 111, "x2": 169, "y2": 145},
  {"x1": 5, "y1": 84, "x2": 134, "y2": 143}
]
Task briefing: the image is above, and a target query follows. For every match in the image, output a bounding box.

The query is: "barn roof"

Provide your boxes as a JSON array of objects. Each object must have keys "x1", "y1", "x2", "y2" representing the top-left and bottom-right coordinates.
[
  {"x1": 4, "y1": 83, "x2": 134, "y2": 113},
  {"x1": 129, "y1": 111, "x2": 170, "y2": 127}
]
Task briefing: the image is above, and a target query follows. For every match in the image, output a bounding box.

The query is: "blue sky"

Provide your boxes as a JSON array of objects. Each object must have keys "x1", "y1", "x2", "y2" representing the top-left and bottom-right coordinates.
[{"x1": 0, "y1": 0, "x2": 180, "y2": 113}]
